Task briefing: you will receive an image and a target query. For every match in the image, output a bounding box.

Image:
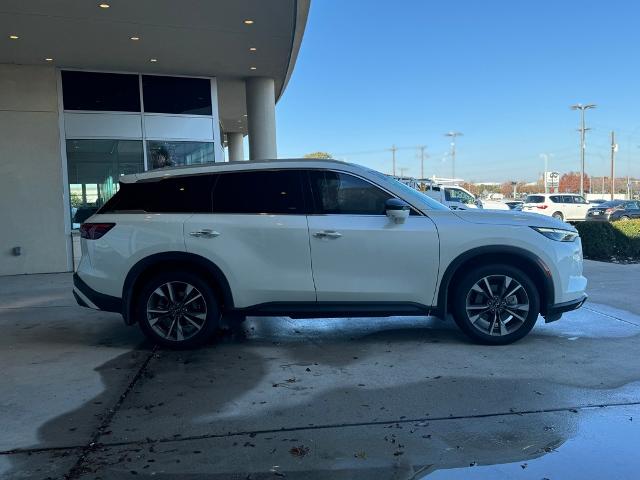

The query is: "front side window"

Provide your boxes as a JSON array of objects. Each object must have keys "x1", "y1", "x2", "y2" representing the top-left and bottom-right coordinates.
[
  {"x1": 310, "y1": 171, "x2": 391, "y2": 215},
  {"x1": 445, "y1": 188, "x2": 475, "y2": 204},
  {"x1": 212, "y1": 170, "x2": 305, "y2": 214}
]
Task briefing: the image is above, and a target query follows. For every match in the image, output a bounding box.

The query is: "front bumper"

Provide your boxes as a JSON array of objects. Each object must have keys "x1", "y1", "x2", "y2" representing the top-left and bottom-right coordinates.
[
  {"x1": 544, "y1": 294, "x2": 587, "y2": 322},
  {"x1": 73, "y1": 273, "x2": 123, "y2": 313}
]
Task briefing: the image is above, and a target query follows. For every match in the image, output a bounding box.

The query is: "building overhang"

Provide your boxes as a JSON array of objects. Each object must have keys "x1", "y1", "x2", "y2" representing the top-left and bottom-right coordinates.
[{"x1": 0, "y1": 0, "x2": 310, "y2": 134}]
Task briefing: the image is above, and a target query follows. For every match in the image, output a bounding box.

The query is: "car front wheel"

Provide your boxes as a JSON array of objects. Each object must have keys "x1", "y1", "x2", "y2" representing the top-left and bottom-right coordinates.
[
  {"x1": 451, "y1": 265, "x2": 540, "y2": 345},
  {"x1": 136, "y1": 271, "x2": 220, "y2": 349}
]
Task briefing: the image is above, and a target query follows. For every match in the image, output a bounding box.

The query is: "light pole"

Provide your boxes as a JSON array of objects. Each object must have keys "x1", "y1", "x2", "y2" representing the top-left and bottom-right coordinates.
[
  {"x1": 570, "y1": 103, "x2": 597, "y2": 196},
  {"x1": 540, "y1": 153, "x2": 552, "y2": 193},
  {"x1": 445, "y1": 131, "x2": 463, "y2": 179}
]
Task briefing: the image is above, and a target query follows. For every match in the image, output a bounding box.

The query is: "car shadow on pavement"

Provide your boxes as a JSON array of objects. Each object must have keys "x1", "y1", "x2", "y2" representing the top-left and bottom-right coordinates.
[{"x1": 6, "y1": 315, "x2": 640, "y2": 479}]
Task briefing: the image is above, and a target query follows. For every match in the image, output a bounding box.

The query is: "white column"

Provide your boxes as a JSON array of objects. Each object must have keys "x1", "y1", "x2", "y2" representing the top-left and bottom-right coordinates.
[
  {"x1": 246, "y1": 77, "x2": 277, "y2": 160},
  {"x1": 227, "y1": 132, "x2": 244, "y2": 161}
]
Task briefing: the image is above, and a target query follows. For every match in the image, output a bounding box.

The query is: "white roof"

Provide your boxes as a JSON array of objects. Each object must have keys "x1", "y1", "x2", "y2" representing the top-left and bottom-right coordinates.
[{"x1": 122, "y1": 158, "x2": 359, "y2": 183}]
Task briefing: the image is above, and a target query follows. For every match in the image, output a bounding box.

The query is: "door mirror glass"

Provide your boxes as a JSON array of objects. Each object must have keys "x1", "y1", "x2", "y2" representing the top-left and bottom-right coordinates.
[{"x1": 385, "y1": 198, "x2": 410, "y2": 223}]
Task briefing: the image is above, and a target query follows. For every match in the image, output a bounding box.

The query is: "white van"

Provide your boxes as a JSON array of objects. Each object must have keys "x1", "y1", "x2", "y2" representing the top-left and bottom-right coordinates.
[{"x1": 424, "y1": 184, "x2": 510, "y2": 210}]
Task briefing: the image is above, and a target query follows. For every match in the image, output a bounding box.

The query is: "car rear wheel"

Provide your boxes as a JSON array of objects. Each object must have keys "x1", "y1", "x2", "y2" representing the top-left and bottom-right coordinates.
[
  {"x1": 136, "y1": 271, "x2": 220, "y2": 349},
  {"x1": 619, "y1": 215, "x2": 631, "y2": 221},
  {"x1": 552, "y1": 211, "x2": 564, "y2": 221},
  {"x1": 451, "y1": 264, "x2": 540, "y2": 345}
]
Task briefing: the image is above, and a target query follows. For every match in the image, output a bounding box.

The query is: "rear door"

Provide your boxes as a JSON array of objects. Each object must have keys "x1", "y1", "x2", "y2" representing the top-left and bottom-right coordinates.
[
  {"x1": 184, "y1": 169, "x2": 316, "y2": 308},
  {"x1": 305, "y1": 170, "x2": 439, "y2": 306},
  {"x1": 571, "y1": 195, "x2": 590, "y2": 220}
]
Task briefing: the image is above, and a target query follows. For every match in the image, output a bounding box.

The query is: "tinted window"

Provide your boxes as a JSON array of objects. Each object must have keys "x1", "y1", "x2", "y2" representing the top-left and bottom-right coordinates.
[
  {"x1": 142, "y1": 75, "x2": 212, "y2": 115},
  {"x1": 212, "y1": 171, "x2": 304, "y2": 214},
  {"x1": 100, "y1": 175, "x2": 215, "y2": 213},
  {"x1": 525, "y1": 195, "x2": 545, "y2": 203},
  {"x1": 62, "y1": 71, "x2": 140, "y2": 112},
  {"x1": 310, "y1": 171, "x2": 391, "y2": 215},
  {"x1": 627, "y1": 201, "x2": 640, "y2": 210},
  {"x1": 549, "y1": 196, "x2": 562, "y2": 203}
]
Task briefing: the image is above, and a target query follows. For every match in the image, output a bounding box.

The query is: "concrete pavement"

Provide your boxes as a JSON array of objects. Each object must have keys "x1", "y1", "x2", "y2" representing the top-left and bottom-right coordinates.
[{"x1": 1, "y1": 260, "x2": 639, "y2": 479}]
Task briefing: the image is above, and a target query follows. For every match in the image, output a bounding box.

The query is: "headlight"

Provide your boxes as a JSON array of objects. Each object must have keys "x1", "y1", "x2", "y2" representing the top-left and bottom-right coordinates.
[{"x1": 531, "y1": 226, "x2": 578, "y2": 242}]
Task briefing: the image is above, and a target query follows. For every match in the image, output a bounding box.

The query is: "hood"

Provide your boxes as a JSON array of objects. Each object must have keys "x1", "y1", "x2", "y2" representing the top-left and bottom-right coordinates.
[{"x1": 452, "y1": 209, "x2": 576, "y2": 230}]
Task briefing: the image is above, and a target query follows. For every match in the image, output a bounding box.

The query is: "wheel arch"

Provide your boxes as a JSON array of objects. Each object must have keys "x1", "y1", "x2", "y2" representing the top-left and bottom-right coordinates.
[
  {"x1": 122, "y1": 251, "x2": 234, "y2": 325},
  {"x1": 434, "y1": 246, "x2": 554, "y2": 318}
]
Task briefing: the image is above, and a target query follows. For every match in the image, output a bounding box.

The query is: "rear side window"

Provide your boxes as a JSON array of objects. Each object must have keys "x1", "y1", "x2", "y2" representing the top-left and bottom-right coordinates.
[
  {"x1": 212, "y1": 170, "x2": 305, "y2": 214},
  {"x1": 525, "y1": 195, "x2": 545, "y2": 203},
  {"x1": 549, "y1": 196, "x2": 562, "y2": 203},
  {"x1": 309, "y1": 171, "x2": 391, "y2": 215},
  {"x1": 99, "y1": 175, "x2": 215, "y2": 213}
]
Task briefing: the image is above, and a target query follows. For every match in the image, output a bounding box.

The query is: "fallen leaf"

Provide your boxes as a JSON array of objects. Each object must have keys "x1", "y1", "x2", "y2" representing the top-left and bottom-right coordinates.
[{"x1": 289, "y1": 445, "x2": 310, "y2": 457}]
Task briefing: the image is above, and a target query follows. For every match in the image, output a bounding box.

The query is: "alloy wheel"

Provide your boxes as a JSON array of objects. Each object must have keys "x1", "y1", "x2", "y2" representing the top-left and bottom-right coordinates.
[
  {"x1": 465, "y1": 275, "x2": 530, "y2": 336},
  {"x1": 146, "y1": 281, "x2": 207, "y2": 342}
]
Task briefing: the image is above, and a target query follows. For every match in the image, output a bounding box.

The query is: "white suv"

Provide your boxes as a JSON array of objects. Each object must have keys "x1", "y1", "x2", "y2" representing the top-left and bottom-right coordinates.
[
  {"x1": 523, "y1": 193, "x2": 590, "y2": 221},
  {"x1": 73, "y1": 159, "x2": 587, "y2": 347}
]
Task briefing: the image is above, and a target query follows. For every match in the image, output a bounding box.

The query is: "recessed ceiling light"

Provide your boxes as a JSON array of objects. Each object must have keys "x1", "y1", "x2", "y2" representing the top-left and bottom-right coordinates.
[
  {"x1": 150, "y1": 58, "x2": 158, "y2": 62},
  {"x1": 130, "y1": 36, "x2": 140, "y2": 41},
  {"x1": 249, "y1": 47, "x2": 257, "y2": 51},
  {"x1": 99, "y1": 3, "x2": 110, "y2": 8},
  {"x1": 8, "y1": 35, "x2": 19, "y2": 40},
  {"x1": 243, "y1": 19, "x2": 254, "y2": 25},
  {"x1": 45, "y1": 58, "x2": 53, "y2": 62},
  {"x1": 250, "y1": 66, "x2": 257, "y2": 70}
]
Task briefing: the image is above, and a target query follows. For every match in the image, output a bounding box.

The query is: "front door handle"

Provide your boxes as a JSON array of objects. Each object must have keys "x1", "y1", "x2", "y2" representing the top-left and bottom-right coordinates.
[
  {"x1": 313, "y1": 230, "x2": 342, "y2": 239},
  {"x1": 189, "y1": 229, "x2": 220, "y2": 238}
]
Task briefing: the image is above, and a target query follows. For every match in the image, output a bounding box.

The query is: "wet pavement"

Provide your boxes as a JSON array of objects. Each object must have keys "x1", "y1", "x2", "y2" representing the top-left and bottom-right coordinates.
[{"x1": 1, "y1": 260, "x2": 639, "y2": 479}]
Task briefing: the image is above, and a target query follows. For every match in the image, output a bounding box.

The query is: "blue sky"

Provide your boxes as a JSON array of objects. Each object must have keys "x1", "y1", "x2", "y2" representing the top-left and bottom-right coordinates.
[{"x1": 276, "y1": 0, "x2": 640, "y2": 182}]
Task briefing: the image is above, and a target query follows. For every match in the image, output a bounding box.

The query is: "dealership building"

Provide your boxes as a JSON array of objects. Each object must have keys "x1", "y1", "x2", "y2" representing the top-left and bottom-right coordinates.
[{"x1": 0, "y1": 0, "x2": 309, "y2": 276}]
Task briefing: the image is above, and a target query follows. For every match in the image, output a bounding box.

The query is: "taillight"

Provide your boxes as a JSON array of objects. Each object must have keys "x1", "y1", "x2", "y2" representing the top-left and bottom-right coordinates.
[
  {"x1": 536, "y1": 205, "x2": 548, "y2": 209},
  {"x1": 80, "y1": 223, "x2": 115, "y2": 240}
]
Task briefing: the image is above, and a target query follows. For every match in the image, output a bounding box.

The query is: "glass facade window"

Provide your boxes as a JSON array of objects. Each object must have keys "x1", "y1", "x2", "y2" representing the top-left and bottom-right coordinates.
[
  {"x1": 147, "y1": 141, "x2": 214, "y2": 169},
  {"x1": 62, "y1": 71, "x2": 141, "y2": 112},
  {"x1": 142, "y1": 75, "x2": 212, "y2": 115},
  {"x1": 66, "y1": 139, "x2": 144, "y2": 226}
]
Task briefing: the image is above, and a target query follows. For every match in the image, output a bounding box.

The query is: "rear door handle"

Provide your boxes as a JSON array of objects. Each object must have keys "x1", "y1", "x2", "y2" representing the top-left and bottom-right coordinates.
[
  {"x1": 189, "y1": 229, "x2": 220, "y2": 238},
  {"x1": 313, "y1": 230, "x2": 342, "y2": 239}
]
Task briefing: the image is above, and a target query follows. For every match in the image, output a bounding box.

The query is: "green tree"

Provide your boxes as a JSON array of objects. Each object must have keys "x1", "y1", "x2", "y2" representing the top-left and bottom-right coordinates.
[
  {"x1": 304, "y1": 151, "x2": 333, "y2": 159},
  {"x1": 70, "y1": 192, "x2": 84, "y2": 208}
]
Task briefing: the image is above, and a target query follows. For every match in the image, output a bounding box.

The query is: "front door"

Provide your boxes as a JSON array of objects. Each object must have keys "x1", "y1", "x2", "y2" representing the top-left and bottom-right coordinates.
[{"x1": 306, "y1": 170, "x2": 439, "y2": 306}]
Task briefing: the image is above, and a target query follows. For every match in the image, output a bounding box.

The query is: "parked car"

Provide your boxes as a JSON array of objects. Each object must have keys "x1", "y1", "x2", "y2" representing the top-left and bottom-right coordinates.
[
  {"x1": 586, "y1": 200, "x2": 640, "y2": 222},
  {"x1": 73, "y1": 159, "x2": 587, "y2": 347},
  {"x1": 522, "y1": 193, "x2": 590, "y2": 221}
]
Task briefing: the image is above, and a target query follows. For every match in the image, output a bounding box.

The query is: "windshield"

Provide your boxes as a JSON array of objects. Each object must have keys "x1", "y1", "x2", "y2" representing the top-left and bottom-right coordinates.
[{"x1": 368, "y1": 170, "x2": 449, "y2": 210}]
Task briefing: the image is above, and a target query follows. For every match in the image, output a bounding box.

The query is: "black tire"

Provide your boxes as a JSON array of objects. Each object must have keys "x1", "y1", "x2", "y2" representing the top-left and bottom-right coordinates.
[
  {"x1": 552, "y1": 211, "x2": 564, "y2": 221},
  {"x1": 619, "y1": 215, "x2": 631, "y2": 221},
  {"x1": 451, "y1": 264, "x2": 540, "y2": 345},
  {"x1": 135, "y1": 270, "x2": 220, "y2": 349}
]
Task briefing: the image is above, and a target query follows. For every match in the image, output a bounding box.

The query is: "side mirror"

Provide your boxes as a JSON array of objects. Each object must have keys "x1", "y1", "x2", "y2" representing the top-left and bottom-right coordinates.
[{"x1": 385, "y1": 198, "x2": 410, "y2": 224}]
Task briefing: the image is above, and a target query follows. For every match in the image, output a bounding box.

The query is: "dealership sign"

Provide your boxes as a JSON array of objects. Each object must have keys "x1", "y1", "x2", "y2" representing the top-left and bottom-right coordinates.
[{"x1": 545, "y1": 171, "x2": 560, "y2": 187}]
